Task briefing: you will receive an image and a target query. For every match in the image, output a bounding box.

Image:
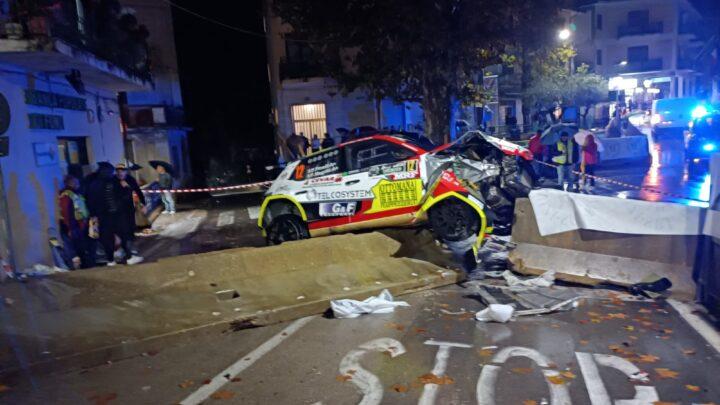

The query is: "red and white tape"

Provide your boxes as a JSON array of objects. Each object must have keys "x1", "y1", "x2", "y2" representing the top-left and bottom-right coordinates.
[
  {"x1": 535, "y1": 160, "x2": 706, "y2": 203},
  {"x1": 142, "y1": 180, "x2": 273, "y2": 194}
]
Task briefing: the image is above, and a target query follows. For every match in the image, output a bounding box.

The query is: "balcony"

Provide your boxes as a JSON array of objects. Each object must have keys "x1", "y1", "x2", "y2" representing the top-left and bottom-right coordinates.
[
  {"x1": 614, "y1": 58, "x2": 663, "y2": 74},
  {"x1": 279, "y1": 58, "x2": 323, "y2": 81},
  {"x1": 617, "y1": 21, "x2": 663, "y2": 38},
  {"x1": 0, "y1": 0, "x2": 151, "y2": 91},
  {"x1": 123, "y1": 105, "x2": 185, "y2": 130}
]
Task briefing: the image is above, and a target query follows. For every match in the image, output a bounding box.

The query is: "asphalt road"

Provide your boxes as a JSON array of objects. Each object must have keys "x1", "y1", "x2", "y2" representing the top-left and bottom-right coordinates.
[{"x1": 2, "y1": 285, "x2": 719, "y2": 404}]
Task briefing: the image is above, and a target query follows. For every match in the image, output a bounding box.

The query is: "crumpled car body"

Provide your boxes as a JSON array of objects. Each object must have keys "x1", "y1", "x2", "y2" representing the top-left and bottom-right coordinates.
[{"x1": 258, "y1": 131, "x2": 534, "y2": 254}]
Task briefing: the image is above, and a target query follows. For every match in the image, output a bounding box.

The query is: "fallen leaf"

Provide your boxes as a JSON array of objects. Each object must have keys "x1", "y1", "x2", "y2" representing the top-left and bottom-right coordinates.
[
  {"x1": 608, "y1": 313, "x2": 628, "y2": 319},
  {"x1": 561, "y1": 371, "x2": 576, "y2": 379},
  {"x1": 639, "y1": 308, "x2": 652, "y2": 314},
  {"x1": 685, "y1": 384, "x2": 701, "y2": 392},
  {"x1": 590, "y1": 319, "x2": 602, "y2": 324},
  {"x1": 629, "y1": 336, "x2": 639, "y2": 340},
  {"x1": 579, "y1": 340, "x2": 589, "y2": 346},
  {"x1": 417, "y1": 373, "x2": 454, "y2": 385},
  {"x1": 637, "y1": 354, "x2": 660, "y2": 363},
  {"x1": 578, "y1": 320, "x2": 589, "y2": 325},
  {"x1": 414, "y1": 328, "x2": 428, "y2": 334},
  {"x1": 511, "y1": 367, "x2": 534, "y2": 375},
  {"x1": 391, "y1": 384, "x2": 409, "y2": 393},
  {"x1": 661, "y1": 328, "x2": 673, "y2": 334},
  {"x1": 385, "y1": 323, "x2": 405, "y2": 331},
  {"x1": 547, "y1": 375, "x2": 566, "y2": 385},
  {"x1": 210, "y1": 390, "x2": 235, "y2": 400},
  {"x1": 231, "y1": 377, "x2": 241, "y2": 382},
  {"x1": 551, "y1": 324, "x2": 561, "y2": 328},
  {"x1": 478, "y1": 349, "x2": 494, "y2": 357},
  {"x1": 336, "y1": 374, "x2": 353, "y2": 382},
  {"x1": 178, "y1": 380, "x2": 194, "y2": 389},
  {"x1": 587, "y1": 311, "x2": 602, "y2": 317},
  {"x1": 624, "y1": 325, "x2": 635, "y2": 331},
  {"x1": 682, "y1": 349, "x2": 697, "y2": 356},
  {"x1": 202, "y1": 379, "x2": 211, "y2": 385},
  {"x1": 654, "y1": 368, "x2": 679, "y2": 379},
  {"x1": 523, "y1": 401, "x2": 538, "y2": 405},
  {"x1": 87, "y1": 392, "x2": 118, "y2": 405},
  {"x1": 437, "y1": 303, "x2": 450, "y2": 308}
]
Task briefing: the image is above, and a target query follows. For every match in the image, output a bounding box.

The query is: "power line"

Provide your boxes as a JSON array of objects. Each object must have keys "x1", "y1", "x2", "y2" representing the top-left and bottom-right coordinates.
[{"x1": 163, "y1": 0, "x2": 329, "y2": 44}]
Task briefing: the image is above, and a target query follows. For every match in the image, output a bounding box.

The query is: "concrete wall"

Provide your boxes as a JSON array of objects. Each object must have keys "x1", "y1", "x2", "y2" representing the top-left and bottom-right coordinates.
[
  {"x1": 0, "y1": 63, "x2": 124, "y2": 270},
  {"x1": 512, "y1": 198, "x2": 699, "y2": 267}
]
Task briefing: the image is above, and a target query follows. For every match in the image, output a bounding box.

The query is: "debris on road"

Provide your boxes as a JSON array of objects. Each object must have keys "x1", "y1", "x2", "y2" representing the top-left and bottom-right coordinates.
[
  {"x1": 475, "y1": 304, "x2": 514, "y2": 323},
  {"x1": 502, "y1": 270, "x2": 555, "y2": 289},
  {"x1": 330, "y1": 289, "x2": 410, "y2": 319}
]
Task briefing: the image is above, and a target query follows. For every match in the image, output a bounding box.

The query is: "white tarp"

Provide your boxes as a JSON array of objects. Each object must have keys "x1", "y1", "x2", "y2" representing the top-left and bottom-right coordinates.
[
  {"x1": 330, "y1": 289, "x2": 410, "y2": 319},
  {"x1": 529, "y1": 189, "x2": 705, "y2": 236}
]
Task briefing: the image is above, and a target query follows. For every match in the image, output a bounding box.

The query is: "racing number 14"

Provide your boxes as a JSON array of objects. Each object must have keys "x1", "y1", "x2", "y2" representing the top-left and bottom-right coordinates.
[{"x1": 337, "y1": 339, "x2": 659, "y2": 405}]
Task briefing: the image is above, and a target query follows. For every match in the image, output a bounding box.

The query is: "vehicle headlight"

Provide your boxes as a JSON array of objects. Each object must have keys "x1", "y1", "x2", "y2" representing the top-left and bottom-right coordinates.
[
  {"x1": 692, "y1": 105, "x2": 709, "y2": 119},
  {"x1": 702, "y1": 143, "x2": 717, "y2": 152}
]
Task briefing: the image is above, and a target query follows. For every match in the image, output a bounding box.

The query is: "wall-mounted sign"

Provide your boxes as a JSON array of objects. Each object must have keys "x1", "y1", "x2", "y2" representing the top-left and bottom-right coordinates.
[
  {"x1": 24, "y1": 89, "x2": 86, "y2": 111},
  {"x1": 0, "y1": 93, "x2": 10, "y2": 135},
  {"x1": 32, "y1": 142, "x2": 59, "y2": 166},
  {"x1": 28, "y1": 113, "x2": 64, "y2": 130}
]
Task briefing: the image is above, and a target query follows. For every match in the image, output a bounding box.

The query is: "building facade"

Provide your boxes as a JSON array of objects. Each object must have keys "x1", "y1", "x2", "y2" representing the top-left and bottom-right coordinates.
[
  {"x1": 573, "y1": 0, "x2": 706, "y2": 105},
  {"x1": 0, "y1": 0, "x2": 151, "y2": 271},
  {"x1": 120, "y1": 0, "x2": 190, "y2": 185}
]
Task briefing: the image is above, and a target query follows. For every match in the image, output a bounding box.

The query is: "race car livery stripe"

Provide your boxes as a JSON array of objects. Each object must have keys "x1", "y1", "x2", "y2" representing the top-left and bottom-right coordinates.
[{"x1": 307, "y1": 204, "x2": 419, "y2": 230}]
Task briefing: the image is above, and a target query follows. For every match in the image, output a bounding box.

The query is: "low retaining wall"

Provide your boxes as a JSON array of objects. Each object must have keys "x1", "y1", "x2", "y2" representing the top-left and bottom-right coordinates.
[{"x1": 598, "y1": 135, "x2": 650, "y2": 163}]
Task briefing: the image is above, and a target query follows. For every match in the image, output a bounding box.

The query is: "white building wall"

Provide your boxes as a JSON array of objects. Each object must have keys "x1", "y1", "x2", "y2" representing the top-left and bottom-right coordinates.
[{"x1": 0, "y1": 64, "x2": 124, "y2": 270}]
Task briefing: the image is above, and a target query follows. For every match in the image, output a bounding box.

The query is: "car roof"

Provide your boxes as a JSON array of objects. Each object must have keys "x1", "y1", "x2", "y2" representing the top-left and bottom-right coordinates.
[{"x1": 338, "y1": 134, "x2": 429, "y2": 153}]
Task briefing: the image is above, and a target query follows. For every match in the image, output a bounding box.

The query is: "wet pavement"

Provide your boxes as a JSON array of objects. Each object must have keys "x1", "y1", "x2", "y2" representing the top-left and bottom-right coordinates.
[{"x1": 2, "y1": 285, "x2": 718, "y2": 404}]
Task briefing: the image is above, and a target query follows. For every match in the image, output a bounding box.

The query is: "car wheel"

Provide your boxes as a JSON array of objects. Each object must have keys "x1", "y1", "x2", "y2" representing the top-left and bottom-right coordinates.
[
  {"x1": 266, "y1": 214, "x2": 310, "y2": 245},
  {"x1": 428, "y1": 198, "x2": 479, "y2": 242}
]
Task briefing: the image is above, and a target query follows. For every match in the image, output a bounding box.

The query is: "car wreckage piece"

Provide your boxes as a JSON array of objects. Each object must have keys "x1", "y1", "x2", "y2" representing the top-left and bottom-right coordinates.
[{"x1": 258, "y1": 131, "x2": 534, "y2": 262}]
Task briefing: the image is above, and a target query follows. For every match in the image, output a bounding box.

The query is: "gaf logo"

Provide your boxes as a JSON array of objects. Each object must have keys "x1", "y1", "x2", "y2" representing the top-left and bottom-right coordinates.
[{"x1": 319, "y1": 202, "x2": 357, "y2": 217}]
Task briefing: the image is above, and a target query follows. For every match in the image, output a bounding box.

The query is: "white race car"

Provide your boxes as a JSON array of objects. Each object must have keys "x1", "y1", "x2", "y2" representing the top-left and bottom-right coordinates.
[{"x1": 259, "y1": 131, "x2": 535, "y2": 255}]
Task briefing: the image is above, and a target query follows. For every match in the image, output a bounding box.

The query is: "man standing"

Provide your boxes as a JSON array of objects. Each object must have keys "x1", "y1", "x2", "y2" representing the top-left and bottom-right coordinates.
[
  {"x1": 528, "y1": 129, "x2": 546, "y2": 179},
  {"x1": 321, "y1": 132, "x2": 335, "y2": 149},
  {"x1": 116, "y1": 163, "x2": 144, "y2": 263},
  {"x1": 58, "y1": 175, "x2": 93, "y2": 268},
  {"x1": 551, "y1": 132, "x2": 579, "y2": 191},
  {"x1": 156, "y1": 164, "x2": 175, "y2": 214},
  {"x1": 286, "y1": 133, "x2": 306, "y2": 160}
]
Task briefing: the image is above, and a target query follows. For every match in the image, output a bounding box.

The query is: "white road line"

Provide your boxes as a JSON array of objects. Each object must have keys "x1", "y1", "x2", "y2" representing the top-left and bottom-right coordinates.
[
  {"x1": 247, "y1": 205, "x2": 261, "y2": 220},
  {"x1": 179, "y1": 316, "x2": 314, "y2": 405},
  {"x1": 216, "y1": 210, "x2": 235, "y2": 227},
  {"x1": 668, "y1": 299, "x2": 720, "y2": 354},
  {"x1": 420, "y1": 341, "x2": 471, "y2": 405}
]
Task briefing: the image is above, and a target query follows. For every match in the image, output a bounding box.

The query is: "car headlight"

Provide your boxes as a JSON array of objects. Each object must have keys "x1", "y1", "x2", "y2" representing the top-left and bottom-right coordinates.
[{"x1": 702, "y1": 143, "x2": 717, "y2": 152}]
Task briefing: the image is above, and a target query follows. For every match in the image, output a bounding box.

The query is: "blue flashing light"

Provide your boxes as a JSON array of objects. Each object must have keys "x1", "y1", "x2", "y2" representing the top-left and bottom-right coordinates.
[
  {"x1": 702, "y1": 143, "x2": 717, "y2": 152},
  {"x1": 692, "y1": 105, "x2": 709, "y2": 119}
]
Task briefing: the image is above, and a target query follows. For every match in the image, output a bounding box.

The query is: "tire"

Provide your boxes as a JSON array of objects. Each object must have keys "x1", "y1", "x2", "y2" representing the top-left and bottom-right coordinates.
[
  {"x1": 428, "y1": 198, "x2": 479, "y2": 242},
  {"x1": 266, "y1": 214, "x2": 310, "y2": 245}
]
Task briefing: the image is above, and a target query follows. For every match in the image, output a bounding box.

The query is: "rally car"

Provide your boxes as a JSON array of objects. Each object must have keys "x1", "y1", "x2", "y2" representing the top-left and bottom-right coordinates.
[{"x1": 258, "y1": 131, "x2": 535, "y2": 254}]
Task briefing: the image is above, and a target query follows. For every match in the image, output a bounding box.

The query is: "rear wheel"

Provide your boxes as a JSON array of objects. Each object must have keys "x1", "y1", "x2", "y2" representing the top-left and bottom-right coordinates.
[
  {"x1": 266, "y1": 214, "x2": 309, "y2": 245},
  {"x1": 428, "y1": 198, "x2": 479, "y2": 242}
]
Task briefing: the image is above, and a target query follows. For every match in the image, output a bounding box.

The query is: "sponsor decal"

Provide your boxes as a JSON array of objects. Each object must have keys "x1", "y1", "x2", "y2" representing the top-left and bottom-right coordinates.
[
  {"x1": 303, "y1": 175, "x2": 342, "y2": 187},
  {"x1": 319, "y1": 201, "x2": 357, "y2": 217},
  {"x1": 308, "y1": 188, "x2": 374, "y2": 201},
  {"x1": 365, "y1": 179, "x2": 423, "y2": 213},
  {"x1": 389, "y1": 171, "x2": 418, "y2": 180},
  {"x1": 406, "y1": 159, "x2": 418, "y2": 172},
  {"x1": 369, "y1": 161, "x2": 407, "y2": 176}
]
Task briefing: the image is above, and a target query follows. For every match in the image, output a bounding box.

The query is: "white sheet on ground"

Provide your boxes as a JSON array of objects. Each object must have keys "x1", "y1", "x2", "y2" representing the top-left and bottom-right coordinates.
[
  {"x1": 475, "y1": 304, "x2": 514, "y2": 323},
  {"x1": 528, "y1": 188, "x2": 704, "y2": 236},
  {"x1": 330, "y1": 289, "x2": 410, "y2": 319}
]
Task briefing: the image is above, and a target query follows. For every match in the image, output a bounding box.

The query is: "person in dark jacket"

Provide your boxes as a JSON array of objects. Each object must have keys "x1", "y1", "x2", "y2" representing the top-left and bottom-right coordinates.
[
  {"x1": 321, "y1": 132, "x2": 335, "y2": 149},
  {"x1": 86, "y1": 162, "x2": 141, "y2": 266},
  {"x1": 116, "y1": 163, "x2": 145, "y2": 262}
]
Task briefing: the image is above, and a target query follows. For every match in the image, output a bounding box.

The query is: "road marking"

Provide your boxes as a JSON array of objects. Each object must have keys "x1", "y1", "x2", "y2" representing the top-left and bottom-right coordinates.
[
  {"x1": 179, "y1": 316, "x2": 313, "y2": 405},
  {"x1": 339, "y1": 338, "x2": 406, "y2": 405},
  {"x1": 576, "y1": 352, "x2": 658, "y2": 405},
  {"x1": 668, "y1": 299, "x2": 720, "y2": 354},
  {"x1": 216, "y1": 210, "x2": 235, "y2": 227},
  {"x1": 247, "y1": 205, "x2": 261, "y2": 220},
  {"x1": 420, "y1": 341, "x2": 471, "y2": 405}
]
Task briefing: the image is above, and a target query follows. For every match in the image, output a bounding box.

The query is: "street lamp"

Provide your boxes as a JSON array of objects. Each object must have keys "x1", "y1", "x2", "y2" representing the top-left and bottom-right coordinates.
[{"x1": 558, "y1": 28, "x2": 571, "y2": 41}]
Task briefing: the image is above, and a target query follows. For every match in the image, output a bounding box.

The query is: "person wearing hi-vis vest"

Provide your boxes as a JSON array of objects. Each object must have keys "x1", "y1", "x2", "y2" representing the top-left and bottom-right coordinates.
[
  {"x1": 550, "y1": 132, "x2": 579, "y2": 190},
  {"x1": 58, "y1": 175, "x2": 95, "y2": 269}
]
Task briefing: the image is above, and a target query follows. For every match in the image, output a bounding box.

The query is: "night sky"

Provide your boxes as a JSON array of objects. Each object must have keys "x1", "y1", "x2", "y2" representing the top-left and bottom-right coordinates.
[{"x1": 171, "y1": 0, "x2": 273, "y2": 184}]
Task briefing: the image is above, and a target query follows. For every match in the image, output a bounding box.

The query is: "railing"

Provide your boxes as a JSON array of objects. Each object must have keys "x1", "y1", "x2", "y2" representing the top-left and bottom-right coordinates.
[
  {"x1": 614, "y1": 58, "x2": 663, "y2": 74},
  {"x1": 617, "y1": 21, "x2": 663, "y2": 38},
  {"x1": 279, "y1": 59, "x2": 323, "y2": 80}
]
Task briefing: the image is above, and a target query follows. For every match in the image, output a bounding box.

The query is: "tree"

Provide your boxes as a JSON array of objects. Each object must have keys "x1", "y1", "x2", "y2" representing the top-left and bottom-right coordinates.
[
  {"x1": 272, "y1": 0, "x2": 564, "y2": 143},
  {"x1": 523, "y1": 46, "x2": 608, "y2": 127}
]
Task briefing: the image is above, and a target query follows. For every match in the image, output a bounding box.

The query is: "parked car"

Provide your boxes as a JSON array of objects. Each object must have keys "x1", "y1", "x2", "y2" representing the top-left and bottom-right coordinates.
[
  {"x1": 258, "y1": 131, "x2": 534, "y2": 253},
  {"x1": 651, "y1": 97, "x2": 698, "y2": 139},
  {"x1": 686, "y1": 112, "x2": 720, "y2": 162}
]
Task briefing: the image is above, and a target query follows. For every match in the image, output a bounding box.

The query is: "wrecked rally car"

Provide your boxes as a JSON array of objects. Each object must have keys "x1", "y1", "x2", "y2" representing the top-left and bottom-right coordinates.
[{"x1": 258, "y1": 131, "x2": 535, "y2": 253}]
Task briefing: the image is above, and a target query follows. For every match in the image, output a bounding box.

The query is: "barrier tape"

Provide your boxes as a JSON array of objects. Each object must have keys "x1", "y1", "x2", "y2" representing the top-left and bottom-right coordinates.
[
  {"x1": 534, "y1": 159, "x2": 707, "y2": 203},
  {"x1": 142, "y1": 180, "x2": 273, "y2": 194}
]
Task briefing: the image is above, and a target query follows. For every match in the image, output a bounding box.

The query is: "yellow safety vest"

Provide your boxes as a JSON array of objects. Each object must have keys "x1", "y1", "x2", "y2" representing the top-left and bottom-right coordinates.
[{"x1": 552, "y1": 140, "x2": 574, "y2": 165}]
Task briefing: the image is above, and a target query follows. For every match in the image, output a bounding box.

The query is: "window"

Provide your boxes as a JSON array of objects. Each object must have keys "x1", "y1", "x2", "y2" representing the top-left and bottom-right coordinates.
[
  {"x1": 57, "y1": 137, "x2": 90, "y2": 180},
  {"x1": 596, "y1": 14, "x2": 603, "y2": 30},
  {"x1": 596, "y1": 49, "x2": 603, "y2": 65},
  {"x1": 345, "y1": 140, "x2": 416, "y2": 172},
  {"x1": 291, "y1": 103, "x2": 327, "y2": 140},
  {"x1": 296, "y1": 148, "x2": 342, "y2": 179},
  {"x1": 627, "y1": 10, "x2": 649, "y2": 27},
  {"x1": 627, "y1": 46, "x2": 649, "y2": 62}
]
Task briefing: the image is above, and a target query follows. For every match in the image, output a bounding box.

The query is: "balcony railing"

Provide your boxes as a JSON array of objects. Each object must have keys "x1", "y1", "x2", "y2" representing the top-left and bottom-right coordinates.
[
  {"x1": 614, "y1": 58, "x2": 663, "y2": 74},
  {"x1": 3, "y1": 0, "x2": 151, "y2": 81},
  {"x1": 123, "y1": 105, "x2": 185, "y2": 129},
  {"x1": 279, "y1": 59, "x2": 323, "y2": 80},
  {"x1": 617, "y1": 21, "x2": 664, "y2": 38}
]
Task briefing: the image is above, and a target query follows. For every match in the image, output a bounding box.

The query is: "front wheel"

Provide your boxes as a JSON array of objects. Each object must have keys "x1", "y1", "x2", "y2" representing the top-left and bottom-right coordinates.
[
  {"x1": 266, "y1": 214, "x2": 310, "y2": 245},
  {"x1": 428, "y1": 198, "x2": 479, "y2": 242}
]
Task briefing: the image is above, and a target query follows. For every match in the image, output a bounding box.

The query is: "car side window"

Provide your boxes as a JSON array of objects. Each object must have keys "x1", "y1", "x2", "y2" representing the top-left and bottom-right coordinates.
[
  {"x1": 292, "y1": 148, "x2": 343, "y2": 180},
  {"x1": 345, "y1": 140, "x2": 416, "y2": 172}
]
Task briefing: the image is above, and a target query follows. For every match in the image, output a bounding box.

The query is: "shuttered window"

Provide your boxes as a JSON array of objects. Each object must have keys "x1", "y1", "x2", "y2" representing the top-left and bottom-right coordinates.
[{"x1": 291, "y1": 103, "x2": 327, "y2": 140}]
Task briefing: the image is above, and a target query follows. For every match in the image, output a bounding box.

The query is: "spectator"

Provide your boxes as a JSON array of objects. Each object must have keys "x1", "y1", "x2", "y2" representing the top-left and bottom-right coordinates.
[
  {"x1": 301, "y1": 133, "x2": 310, "y2": 154},
  {"x1": 550, "y1": 132, "x2": 579, "y2": 191},
  {"x1": 286, "y1": 133, "x2": 306, "y2": 160},
  {"x1": 156, "y1": 164, "x2": 175, "y2": 214},
  {"x1": 116, "y1": 163, "x2": 144, "y2": 263},
  {"x1": 528, "y1": 130, "x2": 546, "y2": 179},
  {"x1": 311, "y1": 134, "x2": 321, "y2": 153},
  {"x1": 58, "y1": 175, "x2": 93, "y2": 269},
  {"x1": 321, "y1": 132, "x2": 335, "y2": 149},
  {"x1": 86, "y1": 162, "x2": 135, "y2": 266},
  {"x1": 581, "y1": 134, "x2": 599, "y2": 192}
]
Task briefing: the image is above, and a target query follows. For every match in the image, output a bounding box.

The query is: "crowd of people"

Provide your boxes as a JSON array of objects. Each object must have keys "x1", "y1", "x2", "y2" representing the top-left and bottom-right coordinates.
[
  {"x1": 528, "y1": 129, "x2": 599, "y2": 192},
  {"x1": 285, "y1": 132, "x2": 336, "y2": 160},
  {"x1": 57, "y1": 161, "x2": 176, "y2": 269}
]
